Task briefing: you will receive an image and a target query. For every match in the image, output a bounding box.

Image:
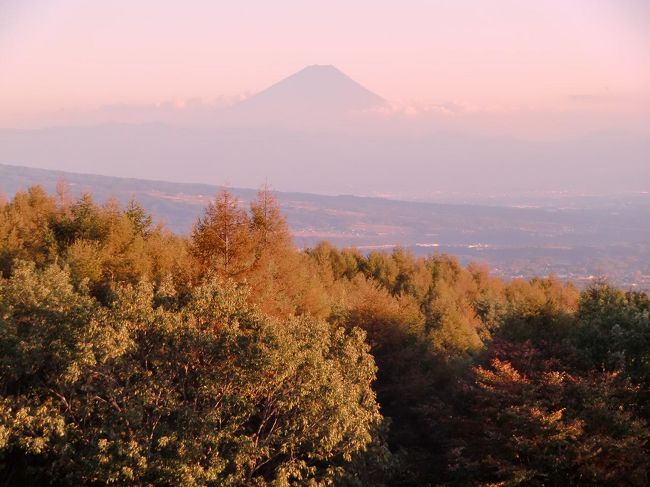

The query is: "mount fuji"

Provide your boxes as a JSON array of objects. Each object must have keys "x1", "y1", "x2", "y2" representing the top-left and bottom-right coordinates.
[{"x1": 228, "y1": 65, "x2": 385, "y2": 124}]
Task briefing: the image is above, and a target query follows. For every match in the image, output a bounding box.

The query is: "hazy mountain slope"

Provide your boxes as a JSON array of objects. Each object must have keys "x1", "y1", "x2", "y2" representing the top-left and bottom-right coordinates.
[
  {"x1": 2, "y1": 163, "x2": 647, "y2": 243},
  {"x1": 1, "y1": 163, "x2": 648, "y2": 288}
]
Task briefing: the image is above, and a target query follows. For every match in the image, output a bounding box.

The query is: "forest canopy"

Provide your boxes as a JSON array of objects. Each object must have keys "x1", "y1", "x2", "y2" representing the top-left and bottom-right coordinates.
[{"x1": 1, "y1": 186, "x2": 648, "y2": 485}]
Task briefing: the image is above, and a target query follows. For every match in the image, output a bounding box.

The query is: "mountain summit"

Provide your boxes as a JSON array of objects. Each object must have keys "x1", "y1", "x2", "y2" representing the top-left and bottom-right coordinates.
[{"x1": 231, "y1": 65, "x2": 385, "y2": 123}]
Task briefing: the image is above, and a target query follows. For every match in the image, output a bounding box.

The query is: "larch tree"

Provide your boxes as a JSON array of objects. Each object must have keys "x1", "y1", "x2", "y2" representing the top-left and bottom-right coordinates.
[
  {"x1": 250, "y1": 184, "x2": 290, "y2": 251},
  {"x1": 191, "y1": 190, "x2": 254, "y2": 278}
]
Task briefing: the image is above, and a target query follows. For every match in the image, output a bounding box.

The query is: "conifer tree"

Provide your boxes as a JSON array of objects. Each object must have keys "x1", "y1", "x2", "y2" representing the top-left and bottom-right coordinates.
[{"x1": 191, "y1": 190, "x2": 254, "y2": 277}]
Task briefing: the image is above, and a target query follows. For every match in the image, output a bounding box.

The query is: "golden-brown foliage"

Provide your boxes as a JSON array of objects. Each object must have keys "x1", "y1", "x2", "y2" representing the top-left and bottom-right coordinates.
[{"x1": 1, "y1": 185, "x2": 648, "y2": 485}]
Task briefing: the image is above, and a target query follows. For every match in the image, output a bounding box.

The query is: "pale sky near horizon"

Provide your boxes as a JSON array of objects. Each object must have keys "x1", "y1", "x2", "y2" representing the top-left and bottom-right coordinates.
[{"x1": 1, "y1": 0, "x2": 649, "y2": 127}]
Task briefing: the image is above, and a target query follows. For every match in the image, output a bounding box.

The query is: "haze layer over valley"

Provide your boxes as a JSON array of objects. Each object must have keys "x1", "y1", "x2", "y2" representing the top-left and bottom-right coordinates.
[{"x1": 1, "y1": 65, "x2": 648, "y2": 200}]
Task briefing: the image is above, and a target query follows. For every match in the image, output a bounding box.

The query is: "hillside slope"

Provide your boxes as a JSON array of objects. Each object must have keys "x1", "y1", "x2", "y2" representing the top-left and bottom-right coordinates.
[{"x1": 1, "y1": 163, "x2": 648, "y2": 288}]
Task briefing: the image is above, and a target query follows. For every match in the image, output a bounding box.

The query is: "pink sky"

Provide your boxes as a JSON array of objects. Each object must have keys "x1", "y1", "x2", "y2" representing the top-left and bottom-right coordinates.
[{"x1": 1, "y1": 0, "x2": 648, "y2": 128}]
